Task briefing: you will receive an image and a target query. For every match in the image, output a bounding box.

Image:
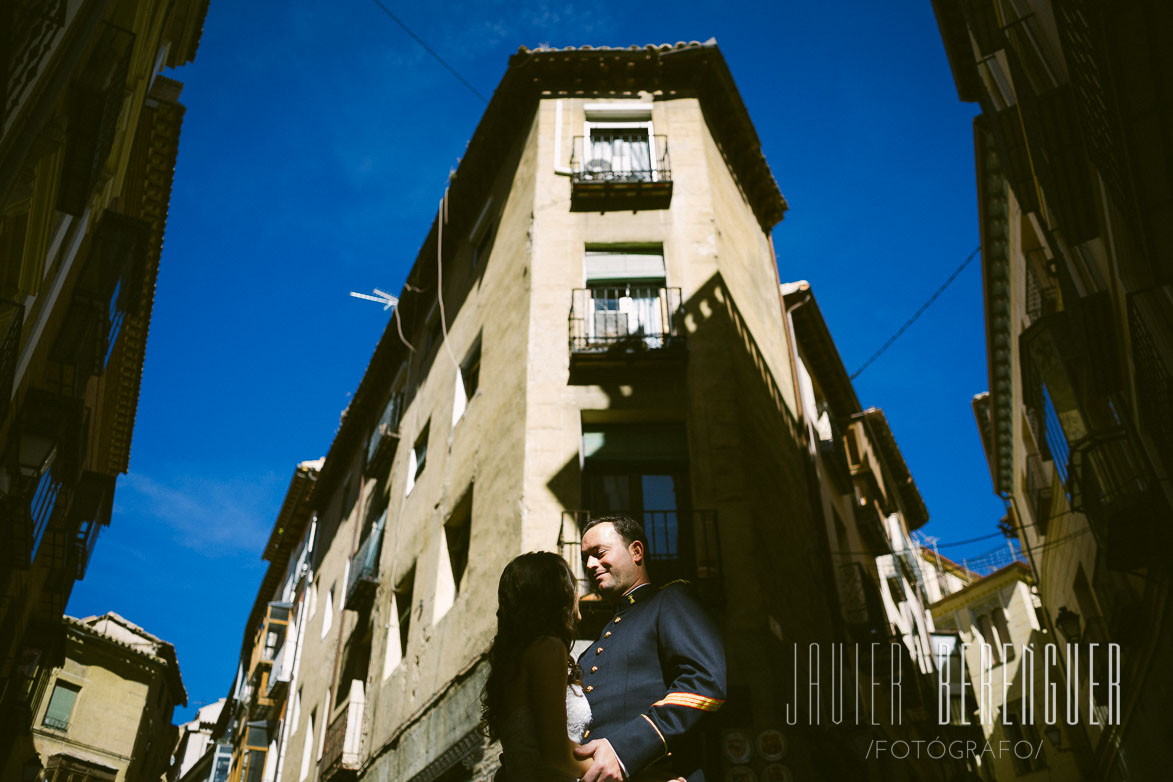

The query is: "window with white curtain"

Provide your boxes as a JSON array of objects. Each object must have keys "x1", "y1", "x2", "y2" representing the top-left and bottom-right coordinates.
[
  {"x1": 584, "y1": 248, "x2": 666, "y2": 345},
  {"x1": 583, "y1": 103, "x2": 656, "y2": 182}
]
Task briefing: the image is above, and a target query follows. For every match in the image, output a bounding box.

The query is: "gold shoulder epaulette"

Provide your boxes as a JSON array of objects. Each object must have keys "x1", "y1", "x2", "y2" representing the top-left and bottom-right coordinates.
[{"x1": 659, "y1": 579, "x2": 692, "y2": 590}]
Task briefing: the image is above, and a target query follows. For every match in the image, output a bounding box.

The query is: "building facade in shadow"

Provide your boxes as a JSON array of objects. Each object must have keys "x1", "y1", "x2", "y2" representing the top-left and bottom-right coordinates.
[
  {"x1": 933, "y1": 1, "x2": 1173, "y2": 779},
  {"x1": 0, "y1": 0, "x2": 209, "y2": 771}
]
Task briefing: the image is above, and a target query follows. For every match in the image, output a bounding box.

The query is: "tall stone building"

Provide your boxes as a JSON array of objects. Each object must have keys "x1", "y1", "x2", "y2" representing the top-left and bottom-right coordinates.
[
  {"x1": 932, "y1": 1, "x2": 1173, "y2": 779},
  {"x1": 215, "y1": 41, "x2": 962, "y2": 782},
  {"x1": 0, "y1": 0, "x2": 209, "y2": 761},
  {"x1": 17, "y1": 612, "x2": 185, "y2": 781}
]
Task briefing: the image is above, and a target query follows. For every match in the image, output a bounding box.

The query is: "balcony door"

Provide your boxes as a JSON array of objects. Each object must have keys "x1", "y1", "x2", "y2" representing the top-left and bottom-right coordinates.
[
  {"x1": 585, "y1": 122, "x2": 654, "y2": 181},
  {"x1": 584, "y1": 249, "x2": 665, "y2": 346},
  {"x1": 582, "y1": 423, "x2": 690, "y2": 583}
]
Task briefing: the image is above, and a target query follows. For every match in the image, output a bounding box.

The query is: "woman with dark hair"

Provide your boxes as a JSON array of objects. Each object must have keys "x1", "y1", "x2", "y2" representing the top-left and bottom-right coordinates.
[{"x1": 483, "y1": 551, "x2": 592, "y2": 781}]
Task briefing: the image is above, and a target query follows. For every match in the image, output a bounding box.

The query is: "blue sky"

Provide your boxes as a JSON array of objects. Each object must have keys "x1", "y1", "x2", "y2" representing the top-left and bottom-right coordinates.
[{"x1": 67, "y1": 1, "x2": 1005, "y2": 722}]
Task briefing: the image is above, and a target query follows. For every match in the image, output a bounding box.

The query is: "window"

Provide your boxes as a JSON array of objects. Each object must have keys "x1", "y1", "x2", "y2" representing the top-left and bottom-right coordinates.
[
  {"x1": 582, "y1": 105, "x2": 657, "y2": 182},
  {"x1": 452, "y1": 338, "x2": 481, "y2": 425},
  {"x1": 317, "y1": 690, "x2": 330, "y2": 760},
  {"x1": 973, "y1": 606, "x2": 1014, "y2": 664},
  {"x1": 472, "y1": 218, "x2": 497, "y2": 270},
  {"x1": 434, "y1": 490, "x2": 473, "y2": 622},
  {"x1": 581, "y1": 423, "x2": 690, "y2": 582},
  {"x1": 242, "y1": 723, "x2": 268, "y2": 782},
  {"x1": 396, "y1": 567, "x2": 416, "y2": 657},
  {"x1": 886, "y1": 572, "x2": 906, "y2": 603},
  {"x1": 583, "y1": 248, "x2": 667, "y2": 346},
  {"x1": 42, "y1": 680, "x2": 80, "y2": 731},
  {"x1": 299, "y1": 710, "x2": 315, "y2": 781},
  {"x1": 321, "y1": 585, "x2": 334, "y2": 638},
  {"x1": 290, "y1": 688, "x2": 301, "y2": 733},
  {"x1": 367, "y1": 387, "x2": 403, "y2": 468},
  {"x1": 407, "y1": 422, "x2": 429, "y2": 494}
]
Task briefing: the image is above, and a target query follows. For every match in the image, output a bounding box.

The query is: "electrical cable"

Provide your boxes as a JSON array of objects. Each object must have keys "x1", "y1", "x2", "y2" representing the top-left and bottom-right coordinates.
[
  {"x1": 367, "y1": 1, "x2": 489, "y2": 104},
  {"x1": 849, "y1": 246, "x2": 980, "y2": 380},
  {"x1": 436, "y1": 190, "x2": 461, "y2": 372}
]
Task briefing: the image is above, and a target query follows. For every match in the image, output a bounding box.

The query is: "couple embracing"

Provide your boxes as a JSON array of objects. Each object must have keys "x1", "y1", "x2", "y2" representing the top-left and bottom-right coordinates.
[{"x1": 483, "y1": 515, "x2": 725, "y2": 781}]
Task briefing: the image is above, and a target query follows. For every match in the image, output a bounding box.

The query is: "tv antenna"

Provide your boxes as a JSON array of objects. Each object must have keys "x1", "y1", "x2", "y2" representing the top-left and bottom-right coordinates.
[{"x1": 349, "y1": 288, "x2": 399, "y2": 310}]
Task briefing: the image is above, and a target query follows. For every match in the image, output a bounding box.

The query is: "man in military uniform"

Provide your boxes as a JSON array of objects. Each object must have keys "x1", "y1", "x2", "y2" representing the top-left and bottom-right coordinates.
[{"x1": 574, "y1": 515, "x2": 725, "y2": 782}]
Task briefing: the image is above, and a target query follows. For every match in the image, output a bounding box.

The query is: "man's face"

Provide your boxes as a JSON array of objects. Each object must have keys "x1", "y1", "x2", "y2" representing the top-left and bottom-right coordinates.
[{"x1": 581, "y1": 522, "x2": 646, "y2": 599}]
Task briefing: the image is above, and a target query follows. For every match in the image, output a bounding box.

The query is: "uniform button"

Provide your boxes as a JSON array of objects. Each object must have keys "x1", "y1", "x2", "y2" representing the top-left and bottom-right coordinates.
[
  {"x1": 614, "y1": 617, "x2": 622, "y2": 623},
  {"x1": 596, "y1": 646, "x2": 603, "y2": 655},
  {"x1": 604, "y1": 631, "x2": 612, "y2": 638},
  {"x1": 591, "y1": 666, "x2": 598, "y2": 673},
  {"x1": 585, "y1": 686, "x2": 594, "y2": 693},
  {"x1": 584, "y1": 730, "x2": 591, "y2": 738}
]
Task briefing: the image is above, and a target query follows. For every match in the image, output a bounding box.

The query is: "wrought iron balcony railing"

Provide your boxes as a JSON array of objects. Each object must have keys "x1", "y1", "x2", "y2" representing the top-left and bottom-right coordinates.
[
  {"x1": 345, "y1": 512, "x2": 386, "y2": 611},
  {"x1": 1024, "y1": 248, "x2": 1059, "y2": 324},
  {"x1": 570, "y1": 134, "x2": 670, "y2": 185},
  {"x1": 0, "y1": 301, "x2": 22, "y2": 423},
  {"x1": 41, "y1": 714, "x2": 69, "y2": 732},
  {"x1": 1071, "y1": 427, "x2": 1172, "y2": 570},
  {"x1": 558, "y1": 509, "x2": 721, "y2": 600},
  {"x1": 1, "y1": 0, "x2": 67, "y2": 129},
  {"x1": 322, "y1": 683, "x2": 365, "y2": 781},
  {"x1": 1024, "y1": 453, "x2": 1054, "y2": 535},
  {"x1": 569, "y1": 287, "x2": 684, "y2": 355},
  {"x1": 366, "y1": 393, "x2": 402, "y2": 471},
  {"x1": 29, "y1": 466, "x2": 64, "y2": 564},
  {"x1": 836, "y1": 561, "x2": 890, "y2": 644},
  {"x1": 57, "y1": 22, "x2": 135, "y2": 216}
]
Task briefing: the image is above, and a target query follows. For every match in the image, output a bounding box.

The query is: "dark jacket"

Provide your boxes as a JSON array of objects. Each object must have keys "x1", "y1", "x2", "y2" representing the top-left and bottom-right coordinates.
[{"x1": 578, "y1": 582, "x2": 726, "y2": 781}]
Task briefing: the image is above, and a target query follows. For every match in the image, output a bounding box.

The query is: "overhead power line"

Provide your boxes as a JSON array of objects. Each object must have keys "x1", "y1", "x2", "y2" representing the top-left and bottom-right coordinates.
[
  {"x1": 367, "y1": 1, "x2": 490, "y2": 104},
  {"x1": 850, "y1": 246, "x2": 981, "y2": 380}
]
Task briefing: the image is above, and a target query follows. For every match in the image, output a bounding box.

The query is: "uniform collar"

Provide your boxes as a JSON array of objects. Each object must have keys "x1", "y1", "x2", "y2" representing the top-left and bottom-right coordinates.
[{"x1": 616, "y1": 582, "x2": 655, "y2": 613}]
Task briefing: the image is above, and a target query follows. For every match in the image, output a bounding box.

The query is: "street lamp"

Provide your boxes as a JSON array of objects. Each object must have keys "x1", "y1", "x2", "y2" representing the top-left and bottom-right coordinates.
[{"x1": 1055, "y1": 606, "x2": 1082, "y2": 643}]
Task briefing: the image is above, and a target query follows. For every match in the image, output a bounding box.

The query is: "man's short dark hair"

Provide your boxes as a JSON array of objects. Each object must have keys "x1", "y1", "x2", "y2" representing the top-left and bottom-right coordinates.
[{"x1": 583, "y1": 514, "x2": 649, "y2": 556}]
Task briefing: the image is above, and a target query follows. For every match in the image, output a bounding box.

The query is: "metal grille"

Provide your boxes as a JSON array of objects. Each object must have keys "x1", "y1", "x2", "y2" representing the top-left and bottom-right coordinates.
[
  {"x1": 569, "y1": 286, "x2": 683, "y2": 353},
  {"x1": 0, "y1": 301, "x2": 22, "y2": 423},
  {"x1": 836, "y1": 561, "x2": 889, "y2": 642},
  {"x1": 1024, "y1": 453, "x2": 1054, "y2": 535},
  {"x1": 1042, "y1": 384, "x2": 1071, "y2": 488},
  {"x1": 1023, "y1": 248, "x2": 1057, "y2": 323},
  {"x1": 1, "y1": 0, "x2": 67, "y2": 127},
  {"x1": 571, "y1": 134, "x2": 671, "y2": 184},
  {"x1": 1053, "y1": 0, "x2": 1134, "y2": 224},
  {"x1": 558, "y1": 509, "x2": 720, "y2": 598},
  {"x1": 1129, "y1": 295, "x2": 1173, "y2": 474}
]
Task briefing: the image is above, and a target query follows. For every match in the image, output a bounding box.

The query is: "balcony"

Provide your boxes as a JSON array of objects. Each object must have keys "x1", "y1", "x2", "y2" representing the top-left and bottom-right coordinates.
[
  {"x1": 836, "y1": 561, "x2": 890, "y2": 644},
  {"x1": 0, "y1": 301, "x2": 22, "y2": 422},
  {"x1": 569, "y1": 134, "x2": 672, "y2": 210},
  {"x1": 50, "y1": 212, "x2": 149, "y2": 379},
  {"x1": 1071, "y1": 428, "x2": 1172, "y2": 570},
  {"x1": 345, "y1": 512, "x2": 386, "y2": 611},
  {"x1": 1024, "y1": 248, "x2": 1059, "y2": 324},
  {"x1": 265, "y1": 638, "x2": 291, "y2": 700},
  {"x1": 853, "y1": 499, "x2": 889, "y2": 557},
  {"x1": 57, "y1": 22, "x2": 135, "y2": 216},
  {"x1": 1, "y1": 0, "x2": 67, "y2": 130},
  {"x1": 558, "y1": 508, "x2": 721, "y2": 608},
  {"x1": 248, "y1": 602, "x2": 290, "y2": 714},
  {"x1": 1024, "y1": 453, "x2": 1054, "y2": 535},
  {"x1": 322, "y1": 682, "x2": 365, "y2": 781},
  {"x1": 568, "y1": 286, "x2": 684, "y2": 369},
  {"x1": 365, "y1": 393, "x2": 402, "y2": 474},
  {"x1": 813, "y1": 405, "x2": 852, "y2": 495}
]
